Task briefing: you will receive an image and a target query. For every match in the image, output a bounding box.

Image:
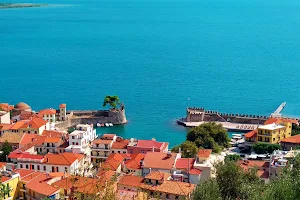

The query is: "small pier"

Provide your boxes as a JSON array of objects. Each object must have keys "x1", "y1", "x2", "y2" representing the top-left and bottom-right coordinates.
[{"x1": 271, "y1": 102, "x2": 286, "y2": 118}]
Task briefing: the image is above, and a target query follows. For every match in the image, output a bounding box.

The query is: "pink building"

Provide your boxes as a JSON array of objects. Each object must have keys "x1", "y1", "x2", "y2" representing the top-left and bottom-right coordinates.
[{"x1": 127, "y1": 138, "x2": 168, "y2": 154}]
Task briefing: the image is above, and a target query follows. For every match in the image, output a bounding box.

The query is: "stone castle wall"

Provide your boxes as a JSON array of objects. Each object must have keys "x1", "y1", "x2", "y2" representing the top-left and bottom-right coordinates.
[
  {"x1": 186, "y1": 107, "x2": 299, "y2": 124},
  {"x1": 56, "y1": 109, "x2": 127, "y2": 129}
]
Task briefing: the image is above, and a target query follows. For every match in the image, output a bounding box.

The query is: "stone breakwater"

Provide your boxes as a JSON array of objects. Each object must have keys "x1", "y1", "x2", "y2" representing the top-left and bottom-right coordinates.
[{"x1": 56, "y1": 108, "x2": 127, "y2": 129}]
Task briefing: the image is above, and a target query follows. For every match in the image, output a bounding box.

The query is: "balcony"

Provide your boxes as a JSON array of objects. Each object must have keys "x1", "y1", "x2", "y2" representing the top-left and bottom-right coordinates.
[
  {"x1": 91, "y1": 155, "x2": 108, "y2": 159},
  {"x1": 92, "y1": 146, "x2": 110, "y2": 151}
]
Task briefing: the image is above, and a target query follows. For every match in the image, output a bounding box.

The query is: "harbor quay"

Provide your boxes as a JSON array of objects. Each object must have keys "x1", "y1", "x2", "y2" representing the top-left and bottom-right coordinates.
[{"x1": 177, "y1": 102, "x2": 299, "y2": 132}]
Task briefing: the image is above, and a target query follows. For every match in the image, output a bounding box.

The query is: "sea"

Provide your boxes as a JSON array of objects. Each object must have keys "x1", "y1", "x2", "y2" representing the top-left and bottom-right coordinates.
[{"x1": 1, "y1": 0, "x2": 300, "y2": 147}]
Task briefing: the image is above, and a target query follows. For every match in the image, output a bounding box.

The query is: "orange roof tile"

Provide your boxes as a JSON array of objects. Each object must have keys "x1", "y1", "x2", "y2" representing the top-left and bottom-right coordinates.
[
  {"x1": 118, "y1": 175, "x2": 144, "y2": 187},
  {"x1": 265, "y1": 117, "x2": 298, "y2": 125},
  {"x1": 43, "y1": 152, "x2": 83, "y2": 166},
  {"x1": 10, "y1": 120, "x2": 28, "y2": 130},
  {"x1": 101, "y1": 134, "x2": 116, "y2": 140},
  {"x1": 112, "y1": 140, "x2": 129, "y2": 149},
  {"x1": 244, "y1": 129, "x2": 258, "y2": 138},
  {"x1": 137, "y1": 140, "x2": 167, "y2": 149},
  {"x1": 0, "y1": 103, "x2": 14, "y2": 112},
  {"x1": 175, "y1": 158, "x2": 202, "y2": 175},
  {"x1": 140, "y1": 181, "x2": 195, "y2": 196},
  {"x1": 101, "y1": 153, "x2": 124, "y2": 171},
  {"x1": 145, "y1": 171, "x2": 171, "y2": 181},
  {"x1": 197, "y1": 149, "x2": 212, "y2": 158},
  {"x1": 19, "y1": 134, "x2": 36, "y2": 146},
  {"x1": 20, "y1": 118, "x2": 47, "y2": 129},
  {"x1": 124, "y1": 153, "x2": 145, "y2": 169},
  {"x1": 14, "y1": 169, "x2": 41, "y2": 181},
  {"x1": 0, "y1": 162, "x2": 6, "y2": 169},
  {"x1": 0, "y1": 124, "x2": 13, "y2": 131},
  {"x1": 280, "y1": 134, "x2": 300, "y2": 144},
  {"x1": 237, "y1": 160, "x2": 269, "y2": 170},
  {"x1": 42, "y1": 130, "x2": 64, "y2": 138},
  {"x1": 59, "y1": 104, "x2": 66, "y2": 108},
  {"x1": 26, "y1": 173, "x2": 59, "y2": 196},
  {"x1": 97, "y1": 170, "x2": 115, "y2": 180},
  {"x1": 44, "y1": 137, "x2": 61, "y2": 143},
  {"x1": 31, "y1": 135, "x2": 47, "y2": 146},
  {"x1": 93, "y1": 139, "x2": 113, "y2": 145},
  {"x1": 53, "y1": 176, "x2": 105, "y2": 195},
  {"x1": 143, "y1": 152, "x2": 178, "y2": 170},
  {"x1": 39, "y1": 109, "x2": 56, "y2": 115}
]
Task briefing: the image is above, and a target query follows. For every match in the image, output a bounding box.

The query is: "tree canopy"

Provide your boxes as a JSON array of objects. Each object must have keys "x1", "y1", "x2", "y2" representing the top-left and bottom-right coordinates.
[
  {"x1": 171, "y1": 141, "x2": 198, "y2": 158},
  {"x1": 193, "y1": 154, "x2": 300, "y2": 200},
  {"x1": 186, "y1": 122, "x2": 230, "y2": 153},
  {"x1": 252, "y1": 143, "x2": 281, "y2": 154},
  {"x1": 0, "y1": 141, "x2": 12, "y2": 161},
  {"x1": 103, "y1": 95, "x2": 121, "y2": 109}
]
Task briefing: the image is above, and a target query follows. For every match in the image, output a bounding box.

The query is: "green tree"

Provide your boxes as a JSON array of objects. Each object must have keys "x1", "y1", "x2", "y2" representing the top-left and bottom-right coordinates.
[
  {"x1": 0, "y1": 141, "x2": 12, "y2": 161},
  {"x1": 103, "y1": 95, "x2": 121, "y2": 109},
  {"x1": 224, "y1": 154, "x2": 240, "y2": 162},
  {"x1": 252, "y1": 143, "x2": 281, "y2": 154},
  {"x1": 187, "y1": 122, "x2": 229, "y2": 153},
  {"x1": 171, "y1": 141, "x2": 198, "y2": 158},
  {"x1": 292, "y1": 124, "x2": 300, "y2": 136},
  {"x1": 192, "y1": 160, "x2": 264, "y2": 200}
]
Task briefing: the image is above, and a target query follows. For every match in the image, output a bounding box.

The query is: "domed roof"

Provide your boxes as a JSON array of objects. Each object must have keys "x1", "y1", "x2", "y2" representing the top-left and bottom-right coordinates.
[{"x1": 15, "y1": 102, "x2": 31, "y2": 110}]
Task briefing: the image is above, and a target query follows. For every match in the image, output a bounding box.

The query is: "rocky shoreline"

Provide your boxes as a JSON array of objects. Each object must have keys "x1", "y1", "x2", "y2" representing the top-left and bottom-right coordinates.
[{"x1": 0, "y1": 3, "x2": 48, "y2": 9}]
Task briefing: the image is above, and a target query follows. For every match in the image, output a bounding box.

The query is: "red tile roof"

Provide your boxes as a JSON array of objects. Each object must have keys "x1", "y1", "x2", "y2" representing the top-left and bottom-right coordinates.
[
  {"x1": 8, "y1": 151, "x2": 44, "y2": 160},
  {"x1": 280, "y1": 134, "x2": 300, "y2": 144},
  {"x1": 14, "y1": 169, "x2": 40, "y2": 180},
  {"x1": 175, "y1": 158, "x2": 202, "y2": 175},
  {"x1": 125, "y1": 153, "x2": 145, "y2": 169},
  {"x1": 59, "y1": 104, "x2": 66, "y2": 108},
  {"x1": 10, "y1": 120, "x2": 28, "y2": 130},
  {"x1": 43, "y1": 152, "x2": 84, "y2": 166},
  {"x1": 93, "y1": 139, "x2": 113, "y2": 145},
  {"x1": 0, "y1": 103, "x2": 14, "y2": 112},
  {"x1": 53, "y1": 176, "x2": 102, "y2": 195},
  {"x1": 101, "y1": 153, "x2": 124, "y2": 171},
  {"x1": 197, "y1": 149, "x2": 212, "y2": 158},
  {"x1": 145, "y1": 171, "x2": 171, "y2": 181},
  {"x1": 0, "y1": 124, "x2": 13, "y2": 131},
  {"x1": 39, "y1": 109, "x2": 56, "y2": 115},
  {"x1": 140, "y1": 180, "x2": 195, "y2": 196},
  {"x1": 0, "y1": 162, "x2": 6, "y2": 169},
  {"x1": 112, "y1": 140, "x2": 129, "y2": 149},
  {"x1": 101, "y1": 134, "x2": 116, "y2": 140},
  {"x1": 265, "y1": 118, "x2": 298, "y2": 125},
  {"x1": 26, "y1": 173, "x2": 59, "y2": 196},
  {"x1": 244, "y1": 129, "x2": 258, "y2": 138},
  {"x1": 42, "y1": 130, "x2": 64, "y2": 138},
  {"x1": 19, "y1": 134, "x2": 36, "y2": 146},
  {"x1": 20, "y1": 118, "x2": 47, "y2": 129},
  {"x1": 44, "y1": 137, "x2": 61, "y2": 143},
  {"x1": 143, "y1": 152, "x2": 178, "y2": 170},
  {"x1": 237, "y1": 160, "x2": 269, "y2": 170},
  {"x1": 118, "y1": 175, "x2": 144, "y2": 187},
  {"x1": 136, "y1": 140, "x2": 167, "y2": 149}
]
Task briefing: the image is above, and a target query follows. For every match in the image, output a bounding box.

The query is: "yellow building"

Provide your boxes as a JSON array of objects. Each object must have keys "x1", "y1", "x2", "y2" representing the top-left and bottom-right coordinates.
[
  {"x1": 245, "y1": 118, "x2": 293, "y2": 146},
  {"x1": 1, "y1": 171, "x2": 20, "y2": 200}
]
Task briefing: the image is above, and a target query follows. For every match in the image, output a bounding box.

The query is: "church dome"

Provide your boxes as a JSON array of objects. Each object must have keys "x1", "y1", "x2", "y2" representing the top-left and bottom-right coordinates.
[{"x1": 15, "y1": 102, "x2": 31, "y2": 111}]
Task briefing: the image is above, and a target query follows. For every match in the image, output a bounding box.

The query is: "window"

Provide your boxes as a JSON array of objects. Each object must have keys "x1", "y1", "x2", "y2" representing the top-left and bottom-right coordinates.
[
  {"x1": 123, "y1": 151, "x2": 126, "y2": 153},
  {"x1": 44, "y1": 166, "x2": 46, "y2": 171},
  {"x1": 118, "y1": 151, "x2": 120, "y2": 153},
  {"x1": 175, "y1": 195, "x2": 179, "y2": 199},
  {"x1": 141, "y1": 150, "x2": 145, "y2": 154},
  {"x1": 52, "y1": 166, "x2": 55, "y2": 172},
  {"x1": 32, "y1": 165, "x2": 35, "y2": 170},
  {"x1": 20, "y1": 164, "x2": 23, "y2": 168},
  {"x1": 65, "y1": 167, "x2": 68, "y2": 172},
  {"x1": 56, "y1": 167, "x2": 59, "y2": 172},
  {"x1": 166, "y1": 194, "x2": 170, "y2": 199},
  {"x1": 72, "y1": 136, "x2": 75, "y2": 139},
  {"x1": 26, "y1": 165, "x2": 29, "y2": 169},
  {"x1": 35, "y1": 131, "x2": 37, "y2": 134},
  {"x1": 37, "y1": 165, "x2": 40, "y2": 170},
  {"x1": 76, "y1": 142, "x2": 78, "y2": 145},
  {"x1": 28, "y1": 131, "x2": 30, "y2": 134},
  {"x1": 112, "y1": 151, "x2": 114, "y2": 153}
]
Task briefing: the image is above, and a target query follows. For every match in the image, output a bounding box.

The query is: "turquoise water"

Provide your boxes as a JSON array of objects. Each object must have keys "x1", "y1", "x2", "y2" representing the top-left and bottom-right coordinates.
[{"x1": 1, "y1": 0, "x2": 300, "y2": 147}]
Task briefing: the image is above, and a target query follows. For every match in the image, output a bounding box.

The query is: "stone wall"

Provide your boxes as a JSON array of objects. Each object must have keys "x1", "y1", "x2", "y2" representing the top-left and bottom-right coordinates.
[
  {"x1": 55, "y1": 109, "x2": 127, "y2": 129},
  {"x1": 186, "y1": 107, "x2": 299, "y2": 124}
]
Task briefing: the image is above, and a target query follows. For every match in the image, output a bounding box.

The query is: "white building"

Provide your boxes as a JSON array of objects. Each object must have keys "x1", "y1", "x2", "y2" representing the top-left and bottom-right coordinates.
[
  {"x1": 8, "y1": 152, "x2": 85, "y2": 174},
  {"x1": 0, "y1": 111, "x2": 10, "y2": 124},
  {"x1": 39, "y1": 109, "x2": 57, "y2": 123},
  {"x1": 91, "y1": 135, "x2": 116, "y2": 163}
]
